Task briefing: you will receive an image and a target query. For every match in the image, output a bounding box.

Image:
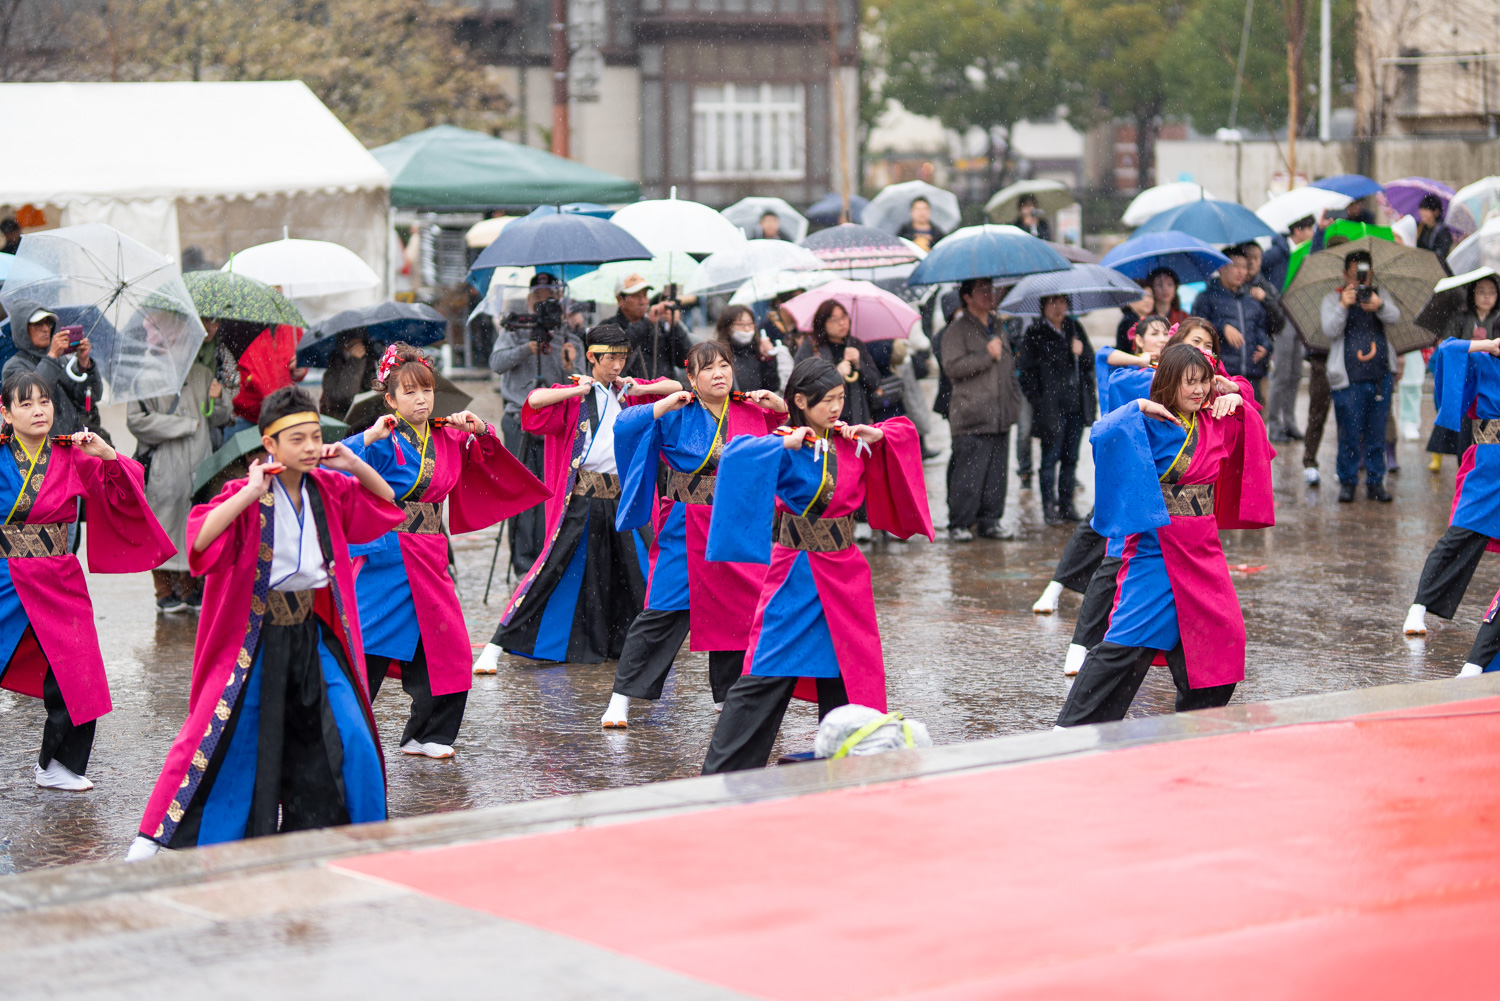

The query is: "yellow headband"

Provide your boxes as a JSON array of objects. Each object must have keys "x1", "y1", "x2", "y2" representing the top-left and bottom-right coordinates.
[
  {"x1": 262, "y1": 412, "x2": 320, "y2": 438},
  {"x1": 587, "y1": 344, "x2": 630, "y2": 355}
]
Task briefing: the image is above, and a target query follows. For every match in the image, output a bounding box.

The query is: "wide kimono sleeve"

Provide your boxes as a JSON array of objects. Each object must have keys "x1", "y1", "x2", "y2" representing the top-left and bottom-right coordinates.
[
  {"x1": 1088, "y1": 403, "x2": 1172, "y2": 539},
  {"x1": 704, "y1": 435, "x2": 786, "y2": 566},
  {"x1": 863, "y1": 417, "x2": 935, "y2": 541},
  {"x1": 187, "y1": 480, "x2": 254, "y2": 576},
  {"x1": 316, "y1": 468, "x2": 406, "y2": 546},
  {"x1": 1213, "y1": 403, "x2": 1276, "y2": 530},
  {"x1": 447, "y1": 426, "x2": 552, "y2": 534},
  {"x1": 78, "y1": 453, "x2": 177, "y2": 573},
  {"x1": 1436, "y1": 337, "x2": 1476, "y2": 432},
  {"x1": 1094, "y1": 345, "x2": 1115, "y2": 413},
  {"x1": 613, "y1": 403, "x2": 666, "y2": 531},
  {"x1": 520, "y1": 390, "x2": 575, "y2": 436}
]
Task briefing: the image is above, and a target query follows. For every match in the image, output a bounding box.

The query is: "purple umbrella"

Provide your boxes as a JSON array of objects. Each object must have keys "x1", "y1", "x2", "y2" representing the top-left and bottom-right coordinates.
[
  {"x1": 801, "y1": 224, "x2": 919, "y2": 270},
  {"x1": 1382, "y1": 177, "x2": 1457, "y2": 226}
]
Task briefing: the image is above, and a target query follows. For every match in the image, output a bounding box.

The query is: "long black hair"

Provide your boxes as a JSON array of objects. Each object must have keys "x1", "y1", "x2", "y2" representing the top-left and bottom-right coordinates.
[{"x1": 783, "y1": 357, "x2": 844, "y2": 427}]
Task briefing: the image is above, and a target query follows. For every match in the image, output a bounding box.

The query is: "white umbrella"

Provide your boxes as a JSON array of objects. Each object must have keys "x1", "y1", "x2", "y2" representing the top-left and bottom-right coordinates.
[
  {"x1": 1448, "y1": 177, "x2": 1500, "y2": 238},
  {"x1": 862, "y1": 180, "x2": 962, "y2": 236},
  {"x1": 729, "y1": 269, "x2": 837, "y2": 305},
  {"x1": 720, "y1": 197, "x2": 809, "y2": 243},
  {"x1": 224, "y1": 238, "x2": 380, "y2": 299},
  {"x1": 985, "y1": 179, "x2": 1073, "y2": 224},
  {"x1": 1255, "y1": 186, "x2": 1351, "y2": 234},
  {"x1": 1449, "y1": 217, "x2": 1500, "y2": 275},
  {"x1": 610, "y1": 191, "x2": 747, "y2": 257},
  {"x1": 564, "y1": 252, "x2": 700, "y2": 304},
  {"x1": 1122, "y1": 182, "x2": 1215, "y2": 227},
  {"x1": 685, "y1": 241, "x2": 823, "y2": 296},
  {"x1": 465, "y1": 216, "x2": 516, "y2": 249}
]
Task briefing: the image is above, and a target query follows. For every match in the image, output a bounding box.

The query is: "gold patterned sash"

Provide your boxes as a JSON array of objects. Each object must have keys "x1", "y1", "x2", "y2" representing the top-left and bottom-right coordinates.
[
  {"x1": 573, "y1": 470, "x2": 621, "y2": 499},
  {"x1": 0, "y1": 521, "x2": 67, "y2": 557},
  {"x1": 396, "y1": 501, "x2": 443, "y2": 534},
  {"x1": 1475, "y1": 418, "x2": 1500, "y2": 445},
  {"x1": 776, "y1": 513, "x2": 857, "y2": 552},
  {"x1": 264, "y1": 589, "x2": 316, "y2": 625},
  {"x1": 1161, "y1": 482, "x2": 1215, "y2": 517},
  {"x1": 667, "y1": 469, "x2": 717, "y2": 505}
]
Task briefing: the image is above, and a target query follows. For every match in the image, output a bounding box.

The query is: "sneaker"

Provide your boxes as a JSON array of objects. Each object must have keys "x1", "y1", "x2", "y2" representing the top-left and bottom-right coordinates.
[
  {"x1": 1043, "y1": 505, "x2": 1065, "y2": 526},
  {"x1": 1056, "y1": 503, "x2": 1082, "y2": 522},
  {"x1": 35, "y1": 759, "x2": 93, "y2": 791},
  {"x1": 1367, "y1": 483, "x2": 1393, "y2": 502},
  {"x1": 976, "y1": 523, "x2": 1015, "y2": 540},
  {"x1": 1337, "y1": 482, "x2": 1356, "y2": 503},
  {"x1": 920, "y1": 445, "x2": 942, "y2": 461},
  {"x1": 948, "y1": 527, "x2": 974, "y2": 542},
  {"x1": 1285, "y1": 427, "x2": 1304, "y2": 440},
  {"x1": 182, "y1": 590, "x2": 203, "y2": 611},
  {"x1": 1303, "y1": 467, "x2": 1320, "y2": 487},
  {"x1": 1268, "y1": 432, "x2": 1291, "y2": 444},
  {"x1": 156, "y1": 595, "x2": 188, "y2": 614}
]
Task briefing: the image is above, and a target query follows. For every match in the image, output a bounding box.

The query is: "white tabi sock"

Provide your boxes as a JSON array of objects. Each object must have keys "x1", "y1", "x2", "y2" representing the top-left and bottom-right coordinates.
[
  {"x1": 1458, "y1": 662, "x2": 1485, "y2": 678},
  {"x1": 1033, "y1": 580, "x2": 1064, "y2": 614},
  {"x1": 1063, "y1": 643, "x2": 1088, "y2": 676},
  {"x1": 473, "y1": 643, "x2": 502, "y2": 674},
  {"x1": 125, "y1": 836, "x2": 160, "y2": 861},
  {"x1": 34, "y1": 759, "x2": 93, "y2": 792},
  {"x1": 1403, "y1": 604, "x2": 1427, "y2": 636},
  {"x1": 601, "y1": 692, "x2": 630, "y2": 727}
]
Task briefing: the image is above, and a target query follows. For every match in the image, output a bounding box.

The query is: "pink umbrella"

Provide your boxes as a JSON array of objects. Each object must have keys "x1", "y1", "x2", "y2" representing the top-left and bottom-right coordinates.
[{"x1": 782, "y1": 278, "x2": 920, "y2": 341}]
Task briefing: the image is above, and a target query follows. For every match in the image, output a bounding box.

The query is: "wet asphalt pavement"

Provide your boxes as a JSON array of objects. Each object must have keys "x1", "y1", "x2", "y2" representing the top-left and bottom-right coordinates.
[{"x1": 1, "y1": 367, "x2": 1491, "y2": 874}]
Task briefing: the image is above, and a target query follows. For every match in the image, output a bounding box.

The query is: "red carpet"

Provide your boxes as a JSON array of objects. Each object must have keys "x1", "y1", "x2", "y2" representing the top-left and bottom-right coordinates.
[{"x1": 335, "y1": 699, "x2": 1500, "y2": 999}]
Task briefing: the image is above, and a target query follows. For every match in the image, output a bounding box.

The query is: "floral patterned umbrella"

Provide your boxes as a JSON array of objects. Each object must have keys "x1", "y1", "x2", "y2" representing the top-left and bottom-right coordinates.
[
  {"x1": 801, "y1": 224, "x2": 919, "y2": 270},
  {"x1": 184, "y1": 270, "x2": 307, "y2": 329}
]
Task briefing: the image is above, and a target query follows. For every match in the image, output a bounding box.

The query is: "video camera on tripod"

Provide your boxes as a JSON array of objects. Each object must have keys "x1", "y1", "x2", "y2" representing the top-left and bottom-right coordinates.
[{"x1": 502, "y1": 297, "x2": 566, "y2": 349}]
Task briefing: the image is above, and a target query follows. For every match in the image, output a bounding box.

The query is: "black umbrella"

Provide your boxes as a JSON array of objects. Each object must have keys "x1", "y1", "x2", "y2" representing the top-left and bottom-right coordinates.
[
  {"x1": 192, "y1": 416, "x2": 349, "y2": 502},
  {"x1": 342, "y1": 372, "x2": 473, "y2": 436},
  {"x1": 297, "y1": 302, "x2": 447, "y2": 368},
  {"x1": 1416, "y1": 267, "x2": 1500, "y2": 336},
  {"x1": 470, "y1": 213, "x2": 652, "y2": 270}
]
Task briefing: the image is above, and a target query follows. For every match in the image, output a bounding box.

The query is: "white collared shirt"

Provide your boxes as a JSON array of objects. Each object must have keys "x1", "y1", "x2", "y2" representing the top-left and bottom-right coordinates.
[
  {"x1": 270, "y1": 477, "x2": 330, "y2": 592},
  {"x1": 581, "y1": 382, "x2": 622, "y2": 474}
]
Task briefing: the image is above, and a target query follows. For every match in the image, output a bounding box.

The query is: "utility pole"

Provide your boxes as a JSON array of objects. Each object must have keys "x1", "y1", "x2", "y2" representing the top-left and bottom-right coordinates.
[
  {"x1": 550, "y1": 0, "x2": 570, "y2": 158},
  {"x1": 825, "y1": 0, "x2": 852, "y2": 222},
  {"x1": 1318, "y1": 0, "x2": 1331, "y2": 141}
]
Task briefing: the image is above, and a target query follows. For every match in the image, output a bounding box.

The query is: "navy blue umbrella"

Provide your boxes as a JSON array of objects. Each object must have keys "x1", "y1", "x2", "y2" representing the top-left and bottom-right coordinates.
[
  {"x1": 999, "y1": 264, "x2": 1145, "y2": 317},
  {"x1": 1132, "y1": 199, "x2": 1277, "y2": 245},
  {"x1": 1100, "y1": 232, "x2": 1231, "y2": 285},
  {"x1": 526, "y1": 203, "x2": 616, "y2": 219},
  {"x1": 1310, "y1": 174, "x2": 1384, "y2": 200},
  {"x1": 906, "y1": 225, "x2": 1071, "y2": 285},
  {"x1": 806, "y1": 192, "x2": 869, "y2": 226},
  {"x1": 470, "y1": 213, "x2": 652, "y2": 271},
  {"x1": 296, "y1": 302, "x2": 446, "y2": 368}
]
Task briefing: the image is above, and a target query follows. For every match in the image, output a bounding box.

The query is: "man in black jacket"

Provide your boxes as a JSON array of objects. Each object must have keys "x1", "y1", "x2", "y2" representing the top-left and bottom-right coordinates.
[{"x1": 603, "y1": 272, "x2": 694, "y2": 381}]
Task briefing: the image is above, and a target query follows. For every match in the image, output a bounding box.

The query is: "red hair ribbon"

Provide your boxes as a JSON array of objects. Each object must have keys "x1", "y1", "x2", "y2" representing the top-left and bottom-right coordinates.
[{"x1": 377, "y1": 345, "x2": 431, "y2": 386}]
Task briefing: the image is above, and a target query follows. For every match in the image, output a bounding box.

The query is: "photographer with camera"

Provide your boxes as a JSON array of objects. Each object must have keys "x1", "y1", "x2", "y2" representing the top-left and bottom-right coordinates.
[
  {"x1": 1320, "y1": 249, "x2": 1401, "y2": 503},
  {"x1": 487, "y1": 272, "x2": 585, "y2": 575},
  {"x1": 604, "y1": 272, "x2": 694, "y2": 382},
  {"x1": 4, "y1": 303, "x2": 105, "y2": 438}
]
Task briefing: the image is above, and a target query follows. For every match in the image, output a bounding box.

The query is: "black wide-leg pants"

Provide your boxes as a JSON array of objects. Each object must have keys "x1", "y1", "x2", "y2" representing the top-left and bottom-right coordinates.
[
  {"x1": 1053, "y1": 519, "x2": 1106, "y2": 593},
  {"x1": 40, "y1": 667, "x2": 95, "y2": 775},
  {"x1": 1071, "y1": 556, "x2": 1123, "y2": 649},
  {"x1": 1414, "y1": 525, "x2": 1491, "y2": 619},
  {"x1": 366, "y1": 641, "x2": 467, "y2": 747},
  {"x1": 1056, "y1": 641, "x2": 1236, "y2": 727},
  {"x1": 611, "y1": 607, "x2": 744, "y2": 704},
  {"x1": 702, "y1": 673, "x2": 851, "y2": 774}
]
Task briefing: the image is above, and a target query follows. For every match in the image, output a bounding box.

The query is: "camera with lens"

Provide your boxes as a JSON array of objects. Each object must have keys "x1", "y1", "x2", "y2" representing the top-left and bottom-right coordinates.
[
  {"x1": 502, "y1": 297, "x2": 565, "y2": 345},
  {"x1": 652, "y1": 283, "x2": 682, "y2": 313},
  {"x1": 1355, "y1": 261, "x2": 1372, "y2": 303}
]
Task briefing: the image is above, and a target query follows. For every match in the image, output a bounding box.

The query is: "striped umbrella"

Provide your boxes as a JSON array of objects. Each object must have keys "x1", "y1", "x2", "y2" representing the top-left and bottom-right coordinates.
[
  {"x1": 999, "y1": 264, "x2": 1145, "y2": 317},
  {"x1": 801, "y1": 224, "x2": 918, "y2": 270}
]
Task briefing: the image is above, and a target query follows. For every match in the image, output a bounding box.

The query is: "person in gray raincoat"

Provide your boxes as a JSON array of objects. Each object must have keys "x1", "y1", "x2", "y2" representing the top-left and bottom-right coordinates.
[
  {"x1": 126, "y1": 326, "x2": 233, "y2": 612},
  {"x1": 3, "y1": 300, "x2": 106, "y2": 438}
]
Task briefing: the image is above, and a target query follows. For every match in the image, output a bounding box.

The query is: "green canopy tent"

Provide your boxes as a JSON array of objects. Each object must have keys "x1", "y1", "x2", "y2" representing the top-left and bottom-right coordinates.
[{"x1": 371, "y1": 125, "x2": 640, "y2": 210}]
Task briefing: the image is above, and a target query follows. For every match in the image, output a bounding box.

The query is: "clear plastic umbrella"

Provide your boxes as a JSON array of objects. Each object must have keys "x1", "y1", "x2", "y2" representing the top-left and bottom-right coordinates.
[
  {"x1": 564, "y1": 252, "x2": 700, "y2": 304},
  {"x1": 720, "y1": 197, "x2": 809, "y2": 243},
  {"x1": 862, "y1": 180, "x2": 962, "y2": 236},
  {"x1": 0, "y1": 223, "x2": 205, "y2": 403},
  {"x1": 685, "y1": 241, "x2": 823, "y2": 296},
  {"x1": 728, "y1": 269, "x2": 836, "y2": 305},
  {"x1": 1448, "y1": 177, "x2": 1500, "y2": 238},
  {"x1": 1448, "y1": 217, "x2": 1500, "y2": 275},
  {"x1": 985, "y1": 179, "x2": 1073, "y2": 224},
  {"x1": 1122, "y1": 182, "x2": 1215, "y2": 227}
]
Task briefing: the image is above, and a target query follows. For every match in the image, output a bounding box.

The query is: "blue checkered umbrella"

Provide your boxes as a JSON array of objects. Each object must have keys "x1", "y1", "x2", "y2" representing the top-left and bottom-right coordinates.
[{"x1": 999, "y1": 264, "x2": 1145, "y2": 317}]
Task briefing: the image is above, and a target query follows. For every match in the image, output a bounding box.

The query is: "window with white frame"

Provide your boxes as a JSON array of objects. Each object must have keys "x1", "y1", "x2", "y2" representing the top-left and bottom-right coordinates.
[{"x1": 692, "y1": 83, "x2": 806, "y2": 180}]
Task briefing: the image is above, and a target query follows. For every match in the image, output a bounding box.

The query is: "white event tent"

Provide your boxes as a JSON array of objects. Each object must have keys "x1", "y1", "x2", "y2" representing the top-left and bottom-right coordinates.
[{"x1": 0, "y1": 80, "x2": 391, "y2": 296}]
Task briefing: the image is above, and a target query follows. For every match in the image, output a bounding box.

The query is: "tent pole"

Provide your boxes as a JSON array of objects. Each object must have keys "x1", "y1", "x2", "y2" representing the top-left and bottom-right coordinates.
[{"x1": 551, "y1": 0, "x2": 571, "y2": 158}]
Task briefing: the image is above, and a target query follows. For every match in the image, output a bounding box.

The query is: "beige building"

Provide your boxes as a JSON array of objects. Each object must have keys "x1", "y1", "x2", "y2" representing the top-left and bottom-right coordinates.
[{"x1": 1357, "y1": 0, "x2": 1500, "y2": 136}]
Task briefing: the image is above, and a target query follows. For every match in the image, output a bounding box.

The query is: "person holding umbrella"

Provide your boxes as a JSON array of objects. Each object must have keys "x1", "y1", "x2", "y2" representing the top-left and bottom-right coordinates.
[
  {"x1": 4, "y1": 303, "x2": 105, "y2": 438},
  {"x1": 128, "y1": 321, "x2": 235, "y2": 613},
  {"x1": 1018, "y1": 294, "x2": 1096, "y2": 525},
  {"x1": 1012, "y1": 194, "x2": 1051, "y2": 242},
  {"x1": 897, "y1": 197, "x2": 946, "y2": 252},
  {"x1": 794, "y1": 300, "x2": 882, "y2": 426},
  {"x1": 1405, "y1": 272, "x2": 1500, "y2": 640},
  {"x1": 1146, "y1": 268, "x2": 1188, "y2": 327},
  {"x1": 603, "y1": 272, "x2": 693, "y2": 382},
  {"x1": 1416, "y1": 193, "x2": 1455, "y2": 267},
  {"x1": 319, "y1": 328, "x2": 380, "y2": 419}
]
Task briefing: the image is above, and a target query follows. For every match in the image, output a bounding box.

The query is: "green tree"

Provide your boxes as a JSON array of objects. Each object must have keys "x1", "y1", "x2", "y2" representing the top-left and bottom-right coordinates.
[
  {"x1": 1162, "y1": 0, "x2": 1357, "y2": 137},
  {"x1": 1053, "y1": 0, "x2": 1194, "y2": 192},
  {"x1": 868, "y1": 0, "x2": 1066, "y2": 190}
]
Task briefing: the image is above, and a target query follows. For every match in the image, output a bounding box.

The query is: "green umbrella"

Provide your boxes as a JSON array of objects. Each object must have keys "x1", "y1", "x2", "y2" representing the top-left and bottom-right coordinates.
[
  {"x1": 184, "y1": 271, "x2": 307, "y2": 329},
  {"x1": 563, "y1": 252, "x2": 700, "y2": 303},
  {"x1": 342, "y1": 373, "x2": 473, "y2": 437},
  {"x1": 1283, "y1": 235, "x2": 1447, "y2": 354},
  {"x1": 1283, "y1": 220, "x2": 1394, "y2": 292},
  {"x1": 192, "y1": 416, "x2": 349, "y2": 501}
]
